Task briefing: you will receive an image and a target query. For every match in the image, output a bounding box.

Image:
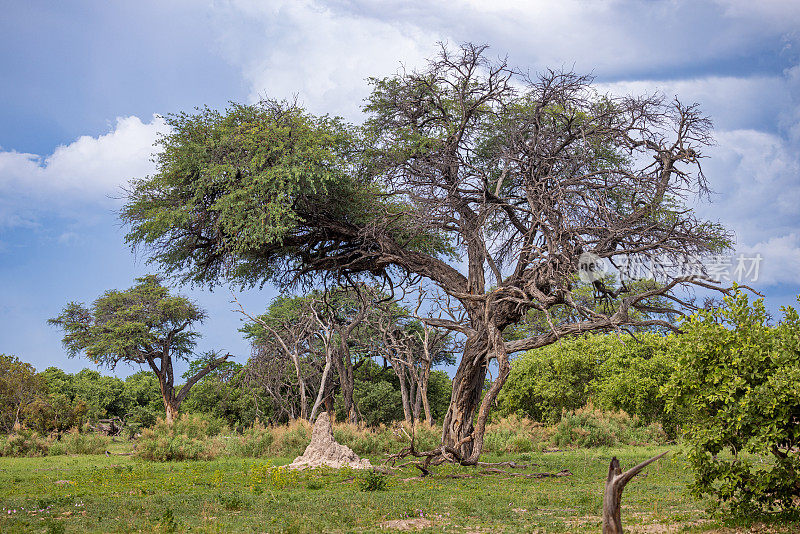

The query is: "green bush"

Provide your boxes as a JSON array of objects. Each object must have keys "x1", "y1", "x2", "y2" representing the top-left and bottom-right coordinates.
[
  {"x1": 497, "y1": 336, "x2": 603, "y2": 423},
  {"x1": 135, "y1": 413, "x2": 225, "y2": 461},
  {"x1": 498, "y1": 332, "x2": 680, "y2": 434},
  {"x1": 593, "y1": 333, "x2": 680, "y2": 436},
  {"x1": 0, "y1": 429, "x2": 50, "y2": 457},
  {"x1": 665, "y1": 291, "x2": 800, "y2": 515},
  {"x1": 49, "y1": 429, "x2": 111, "y2": 455},
  {"x1": 358, "y1": 470, "x2": 388, "y2": 491},
  {"x1": 551, "y1": 405, "x2": 667, "y2": 448}
]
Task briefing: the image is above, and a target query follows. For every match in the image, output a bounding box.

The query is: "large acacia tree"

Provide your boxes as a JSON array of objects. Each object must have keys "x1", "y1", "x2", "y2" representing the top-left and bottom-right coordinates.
[
  {"x1": 49, "y1": 275, "x2": 229, "y2": 423},
  {"x1": 123, "y1": 44, "x2": 729, "y2": 462}
]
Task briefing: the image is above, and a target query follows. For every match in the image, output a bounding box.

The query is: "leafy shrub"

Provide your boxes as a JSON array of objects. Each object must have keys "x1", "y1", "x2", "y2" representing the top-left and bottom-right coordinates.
[
  {"x1": 0, "y1": 428, "x2": 50, "y2": 457},
  {"x1": 665, "y1": 291, "x2": 800, "y2": 515},
  {"x1": 497, "y1": 337, "x2": 602, "y2": 423},
  {"x1": 353, "y1": 379, "x2": 404, "y2": 427},
  {"x1": 551, "y1": 405, "x2": 667, "y2": 448},
  {"x1": 215, "y1": 490, "x2": 249, "y2": 510},
  {"x1": 593, "y1": 333, "x2": 679, "y2": 436},
  {"x1": 498, "y1": 332, "x2": 680, "y2": 435},
  {"x1": 135, "y1": 413, "x2": 225, "y2": 461},
  {"x1": 358, "y1": 470, "x2": 388, "y2": 491},
  {"x1": 48, "y1": 429, "x2": 111, "y2": 455}
]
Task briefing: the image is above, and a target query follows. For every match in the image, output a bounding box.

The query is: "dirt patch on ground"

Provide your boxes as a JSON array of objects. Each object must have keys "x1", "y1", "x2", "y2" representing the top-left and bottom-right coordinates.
[{"x1": 379, "y1": 518, "x2": 433, "y2": 530}]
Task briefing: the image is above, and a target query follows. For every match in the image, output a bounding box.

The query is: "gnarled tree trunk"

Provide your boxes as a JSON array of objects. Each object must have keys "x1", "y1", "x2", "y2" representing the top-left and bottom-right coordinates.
[{"x1": 441, "y1": 334, "x2": 489, "y2": 460}]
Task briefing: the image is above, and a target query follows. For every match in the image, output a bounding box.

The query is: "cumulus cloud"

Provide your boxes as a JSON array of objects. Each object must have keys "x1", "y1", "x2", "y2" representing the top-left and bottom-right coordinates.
[
  {"x1": 211, "y1": 0, "x2": 438, "y2": 120},
  {"x1": 704, "y1": 129, "x2": 800, "y2": 287},
  {"x1": 595, "y1": 64, "x2": 800, "y2": 289},
  {"x1": 0, "y1": 115, "x2": 167, "y2": 227},
  {"x1": 289, "y1": 0, "x2": 800, "y2": 80},
  {"x1": 4, "y1": 0, "x2": 799, "y2": 283}
]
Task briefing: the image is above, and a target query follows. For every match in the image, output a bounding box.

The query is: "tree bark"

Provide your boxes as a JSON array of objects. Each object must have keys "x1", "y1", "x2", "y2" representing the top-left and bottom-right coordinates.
[
  {"x1": 334, "y1": 345, "x2": 358, "y2": 424},
  {"x1": 420, "y1": 381, "x2": 432, "y2": 426},
  {"x1": 602, "y1": 452, "x2": 667, "y2": 533},
  {"x1": 441, "y1": 334, "x2": 489, "y2": 459},
  {"x1": 164, "y1": 396, "x2": 180, "y2": 424},
  {"x1": 289, "y1": 352, "x2": 308, "y2": 420},
  {"x1": 309, "y1": 349, "x2": 333, "y2": 422},
  {"x1": 397, "y1": 368, "x2": 413, "y2": 424}
]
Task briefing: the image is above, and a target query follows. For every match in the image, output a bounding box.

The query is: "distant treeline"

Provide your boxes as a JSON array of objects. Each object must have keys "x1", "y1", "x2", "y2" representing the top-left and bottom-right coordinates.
[{"x1": 0, "y1": 355, "x2": 452, "y2": 436}]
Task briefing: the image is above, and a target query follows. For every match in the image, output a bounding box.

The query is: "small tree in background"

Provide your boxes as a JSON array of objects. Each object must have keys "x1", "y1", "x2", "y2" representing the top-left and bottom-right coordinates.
[
  {"x1": 0, "y1": 354, "x2": 45, "y2": 431},
  {"x1": 666, "y1": 290, "x2": 800, "y2": 514},
  {"x1": 49, "y1": 275, "x2": 228, "y2": 423}
]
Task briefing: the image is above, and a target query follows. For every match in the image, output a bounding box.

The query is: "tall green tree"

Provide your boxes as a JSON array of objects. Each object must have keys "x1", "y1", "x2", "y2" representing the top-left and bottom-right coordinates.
[
  {"x1": 49, "y1": 275, "x2": 228, "y2": 423},
  {"x1": 123, "y1": 44, "x2": 730, "y2": 462}
]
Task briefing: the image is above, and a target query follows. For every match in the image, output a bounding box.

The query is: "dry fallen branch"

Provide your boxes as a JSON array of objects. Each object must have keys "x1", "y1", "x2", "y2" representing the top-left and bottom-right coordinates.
[{"x1": 444, "y1": 469, "x2": 572, "y2": 480}]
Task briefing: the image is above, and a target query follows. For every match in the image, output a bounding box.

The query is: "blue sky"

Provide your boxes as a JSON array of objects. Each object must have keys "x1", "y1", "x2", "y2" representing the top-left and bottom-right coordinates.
[{"x1": 1, "y1": 0, "x2": 799, "y2": 377}]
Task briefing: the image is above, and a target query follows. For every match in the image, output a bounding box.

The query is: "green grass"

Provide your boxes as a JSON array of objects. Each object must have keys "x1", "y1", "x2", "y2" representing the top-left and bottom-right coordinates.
[{"x1": 0, "y1": 445, "x2": 795, "y2": 533}]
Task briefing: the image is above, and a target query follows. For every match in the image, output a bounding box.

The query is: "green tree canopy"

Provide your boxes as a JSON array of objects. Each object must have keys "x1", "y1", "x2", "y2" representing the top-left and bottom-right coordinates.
[
  {"x1": 49, "y1": 275, "x2": 228, "y2": 422},
  {"x1": 665, "y1": 290, "x2": 800, "y2": 514},
  {"x1": 0, "y1": 354, "x2": 45, "y2": 432}
]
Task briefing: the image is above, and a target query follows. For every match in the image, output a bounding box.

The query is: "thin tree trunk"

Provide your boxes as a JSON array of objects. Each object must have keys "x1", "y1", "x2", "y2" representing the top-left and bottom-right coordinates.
[
  {"x1": 413, "y1": 383, "x2": 422, "y2": 422},
  {"x1": 397, "y1": 369, "x2": 413, "y2": 424},
  {"x1": 309, "y1": 350, "x2": 333, "y2": 422},
  {"x1": 289, "y1": 352, "x2": 308, "y2": 420},
  {"x1": 420, "y1": 382, "x2": 432, "y2": 425}
]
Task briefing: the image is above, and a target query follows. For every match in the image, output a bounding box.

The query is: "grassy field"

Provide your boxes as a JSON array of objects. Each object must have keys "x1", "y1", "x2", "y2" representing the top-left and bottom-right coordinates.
[{"x1": 0, "y1": 444, "x2": 795, "y2": 533}]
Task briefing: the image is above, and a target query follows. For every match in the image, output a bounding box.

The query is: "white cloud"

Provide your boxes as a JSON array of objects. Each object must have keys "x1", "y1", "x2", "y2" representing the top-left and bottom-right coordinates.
[
  {"x1": 597, "y1": 75, "x2": 793, "y2": 132},
  {"x1": 594, "y1": 67, "x2": 800, "y2": 285},
  {"x1": 714, "y1": 0, "x2": 800, "y2": 32},
  {"x1": 697, "y1": 129, "x2": 800, "y2": 245},
  {"x1": 293, "y1": 0, "x2": 800, "y2": 80},
  {"x1": 737, "y1": 234, "x2": 800, "y2": 286},
  {"x1": 0, "y1": 115, "x2": 167, "y2": 227},
  {"x1": 212, "y1": 0, "x2": 438, "y2": 120}
]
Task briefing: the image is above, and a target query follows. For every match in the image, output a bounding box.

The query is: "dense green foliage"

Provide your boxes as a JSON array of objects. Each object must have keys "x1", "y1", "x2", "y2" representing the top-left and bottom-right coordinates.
[
  {"x1": 497, "y1": 333, "x2": 677, "y2": 433},
  {"x1": 665, "y1": 290, "x2": 800, "y2": 514},
  {"x1": 48, "y1": 275, "x2": 204, "y2": 368},
  {"x1": 0, "y1": 354, "x2": 44, "y2": 432},
  {"x1": 48, "y1": 275, "x2": 232, "y2": 422},
  {"x1": 180, "y1": 361, "x2": 259, "y2": 429},
  {"x1": 121, "y1": 101, "x2": 446, "y2": 288},
  {"x1": 349, "y1": 362, "x2": 452, "y2": 427}
]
